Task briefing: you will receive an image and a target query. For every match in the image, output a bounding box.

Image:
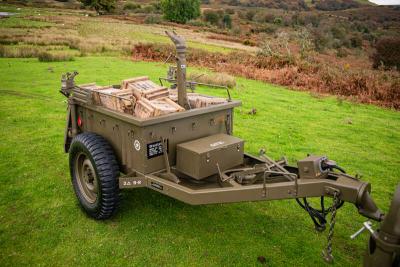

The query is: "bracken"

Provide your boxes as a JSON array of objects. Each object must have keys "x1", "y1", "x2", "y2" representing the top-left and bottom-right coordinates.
[{"x1": 132, "y1": 42, "x2": 400, "y2": 109}]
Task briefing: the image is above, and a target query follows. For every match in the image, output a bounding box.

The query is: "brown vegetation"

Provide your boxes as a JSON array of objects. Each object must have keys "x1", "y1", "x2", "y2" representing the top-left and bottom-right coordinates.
[
  {"x1": 0, "y1": 45, "x2": 41, "y2": 58},
  {"x1": 187, "y1": 71, "x2": 236, "y2": 88},
  {"x1": 133, "y1": 43, "x2": 400, "y2": 109},
  {"x1": 371, "y1": 37, "x2": 400, "y2": 70},
  {"x1": 38, "y1": 51, "x2": 75, "y2": 62}
]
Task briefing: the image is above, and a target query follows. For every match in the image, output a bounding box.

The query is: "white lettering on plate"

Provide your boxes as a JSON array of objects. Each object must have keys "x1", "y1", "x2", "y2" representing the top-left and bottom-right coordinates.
[
  {"x1": 210, "y1": 141, "x2": 225, "y2": 147},
  {"x1": 123, "y1": 180, "x2": 142, "y2": 186}
]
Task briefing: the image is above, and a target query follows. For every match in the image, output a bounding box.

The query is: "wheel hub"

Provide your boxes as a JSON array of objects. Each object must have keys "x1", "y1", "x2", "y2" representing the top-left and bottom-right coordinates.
[{"x1": 75, "y1": 153, "x2": 98, "y2": 204}]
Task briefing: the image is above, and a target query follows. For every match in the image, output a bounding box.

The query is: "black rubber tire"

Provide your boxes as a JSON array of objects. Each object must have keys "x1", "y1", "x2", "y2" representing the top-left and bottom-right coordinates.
[{"x1": 69, "y1": 132, "x2": 120, "y2": 219}]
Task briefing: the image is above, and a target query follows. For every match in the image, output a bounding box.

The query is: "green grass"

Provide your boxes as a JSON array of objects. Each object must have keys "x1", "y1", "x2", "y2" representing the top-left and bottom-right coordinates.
[
  {"x1": 0, "y1": 57, "x2": 399, "y2": 267},
  {"x1": 0, "y1": 16, "x2": 53, "y2": 28}
]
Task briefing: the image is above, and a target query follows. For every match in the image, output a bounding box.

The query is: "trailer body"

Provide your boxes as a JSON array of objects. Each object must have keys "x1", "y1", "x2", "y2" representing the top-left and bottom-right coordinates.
[
  {"x1": 71, "y1": 89, "x2": 239, "y2": 175},
  {"x1": 59, "y1": 32, "x2": 399, "y2": 266}
]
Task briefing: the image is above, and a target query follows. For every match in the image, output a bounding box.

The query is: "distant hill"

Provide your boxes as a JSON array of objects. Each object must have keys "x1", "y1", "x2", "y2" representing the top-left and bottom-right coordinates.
[
  {"x1": 206, "y1": 0, "x2": 372, "y2": 11},
  {"x1": 214, "y1": 0, "x2": 309, "y2": 10}
]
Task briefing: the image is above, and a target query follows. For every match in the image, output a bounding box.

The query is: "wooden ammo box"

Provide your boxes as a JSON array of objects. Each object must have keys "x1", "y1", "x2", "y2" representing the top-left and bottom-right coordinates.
[
  {"x1": 176, "y1": 134, "x2": 244, "y2": 180},
  {"x1": 134, "y1": 97, "x2": 184, "y2": 119},
  {"x1": 122, "y1": 76, "x2": 169, "y2": 101}
]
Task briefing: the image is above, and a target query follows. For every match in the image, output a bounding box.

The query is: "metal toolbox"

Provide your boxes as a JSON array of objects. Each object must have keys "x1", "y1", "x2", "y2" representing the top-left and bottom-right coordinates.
[{"x1": 176, "y1": 134, "x2": 244, "y2": 180}]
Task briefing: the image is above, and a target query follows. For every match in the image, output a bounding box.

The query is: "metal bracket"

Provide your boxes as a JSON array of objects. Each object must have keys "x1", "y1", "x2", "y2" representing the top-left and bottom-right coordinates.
[
  {"x1": 160, "y1": 138, "x2": 180, "y2": 184},
  {"x1": 324, "y1": 186, "x2": 341, "y2": 197},
  {"x1": 216, "y1": 163, "x2": 230, "y2": 187}
]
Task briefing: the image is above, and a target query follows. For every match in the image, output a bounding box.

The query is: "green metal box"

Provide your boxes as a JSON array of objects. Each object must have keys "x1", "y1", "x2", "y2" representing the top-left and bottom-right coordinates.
[
  {"x1": 297, "y1": 155, "x2": 328, "y2": 179},
  {"x1": 176, "y1": 133, "x2": 244, "y2": 180}
]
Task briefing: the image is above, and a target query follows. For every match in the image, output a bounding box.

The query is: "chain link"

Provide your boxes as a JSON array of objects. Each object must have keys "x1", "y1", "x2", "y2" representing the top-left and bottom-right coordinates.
[{"x1": 322, "y1": 191, "x2": 340, "y2": 263}]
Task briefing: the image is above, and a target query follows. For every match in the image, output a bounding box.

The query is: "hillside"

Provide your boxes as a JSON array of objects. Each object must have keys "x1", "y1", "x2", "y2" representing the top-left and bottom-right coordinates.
[{"x1": 1, "y1": 1, "x2": 399, "y2": 109}]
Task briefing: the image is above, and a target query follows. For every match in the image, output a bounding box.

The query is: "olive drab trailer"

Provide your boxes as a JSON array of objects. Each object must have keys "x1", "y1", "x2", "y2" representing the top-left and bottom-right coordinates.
[{"x1": 60, "y1": 32, "x2": 399, "y2": 266}]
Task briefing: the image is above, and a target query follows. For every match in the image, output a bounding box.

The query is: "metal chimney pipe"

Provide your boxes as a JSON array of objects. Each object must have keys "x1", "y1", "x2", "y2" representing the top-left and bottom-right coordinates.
[{"x1": 166, "y1": 31, "x2": 190, "y2": 110}]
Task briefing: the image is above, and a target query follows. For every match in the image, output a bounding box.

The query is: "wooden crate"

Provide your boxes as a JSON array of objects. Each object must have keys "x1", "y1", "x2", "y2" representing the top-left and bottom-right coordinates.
[
  {"x1": 121, "y1": 76, "x2": 149, "y2": 90},
  {"x1": 79, "y1": 84, "x2": 136, "y2": 113},
  {"x1": 78, "y1": 83, "x2": 115, "y2": 106},
  {"x1": 78, "y1": 83, "x2": 98, "y2": 90},
  {"x1": 122, "y1": 76, "x2": 169, "y2": 100},
  {"x1": 169, "y1": 90, "x2": 226, "y2": 109},
  {"x1": 134, "y1": 98, "x2": 155, "y2": 119},
  {"x1": 97, "y1": 87, "x2": 121, "y2": 110},
  {"x1": 192, "y1": 95, "x2": 227, "y2": 108},
  {"x1": 134, "y1": 98, "x2": 184, "y2": 119},
  {"x1": 114, "y1": 91, "x2": 136, "y2": 115},
  {"x1": 152, "y1": 98, "x2": 185, "y2": 116},
  {"x1": 168, "y1": 90, "x2": 199, "y2": 106}
]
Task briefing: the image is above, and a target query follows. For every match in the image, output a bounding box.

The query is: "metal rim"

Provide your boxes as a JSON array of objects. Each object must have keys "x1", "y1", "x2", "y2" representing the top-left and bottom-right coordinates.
[{"x1": 75, "y1": 152, "x2": 98, "y2": 204}]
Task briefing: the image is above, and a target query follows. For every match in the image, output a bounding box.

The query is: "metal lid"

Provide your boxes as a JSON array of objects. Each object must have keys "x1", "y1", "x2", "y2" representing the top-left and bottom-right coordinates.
[{"x1": 177, "y1": 133, "x2": 244, "y2": 154}]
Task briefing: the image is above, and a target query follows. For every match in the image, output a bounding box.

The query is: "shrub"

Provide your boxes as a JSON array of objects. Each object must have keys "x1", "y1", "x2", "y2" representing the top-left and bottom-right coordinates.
[
  {"x1": 273, "y1": 17, "x2": 282, "y2": 25},
  {"x1": 245, "y1": 10, "x2": 255, "y2": 21},
  {"x1": 243, "y1": 39, "x2": 256, "y2": 46},
  {"x1": 231, "y1": 26, "x2": 241, "y2": 35},
  {"x1": 187, "y1": 20, "x2": 208, "y2": 27},
  {"x1": 203, "y1": 10, "x2": 220, "y2": 25},
  {"x1": 331, "y1": 25, "x2": 346, "y2": 40},
  {"x1": 312, "y1": 29, "x2": 330, "y2": 52},
  {"x1": 253, "y1": 12, "x2": 274, "y2": 23},
  {"x1": 256, "y1": 24, "x2": 277, "y2": 34},
  {"x1": 151, "y1": 2, "x2": 162, "y2": 13},
  {"x1": 350, "y1": 33, "x2": 363, "y2": 48},
  {"x1": 141, "y1": 5, "x2": 156, "y2": 14},
  {"x1": 203, "y1": 10, "x2": 231, "y2": 29},
  {"x1": 144, "y1": 14, "x2": 162, "y2": 24},
  {"x1": 222, "y1": 14, "x2": 232, "y2": 29},
  {"x1": 80, "y1": 0, "x2": 116, "y2": 13},
  {"x1": 161, "y1": 0, "x2": 200, "y2": 24},
  {"x1": 38, "y1": 51, "x2": 74, "y2": 62},
  {"x1": 336, "y1": 47, "x2": 348, "y2": 58},
  {"x1": 123, "y1": 2, "x2": 141, "y2": 10},
  {"x1": 316, "y1": 0, "x2": 359, "y2": 11},
  {"x1": 0, "y1": 45, "x2": 4, "y2": 57},
  {"x1": 372, "y1": 37, "x2": 400, "y2": 69},
  {"x1": 225, "y1": 8, "x2": 235, "y2": 15}
]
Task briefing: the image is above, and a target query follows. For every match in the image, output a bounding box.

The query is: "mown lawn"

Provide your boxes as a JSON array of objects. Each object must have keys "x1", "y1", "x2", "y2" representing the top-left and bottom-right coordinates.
[{"x1": 0, "y1": 57, "x2": 399, "y2": 267}]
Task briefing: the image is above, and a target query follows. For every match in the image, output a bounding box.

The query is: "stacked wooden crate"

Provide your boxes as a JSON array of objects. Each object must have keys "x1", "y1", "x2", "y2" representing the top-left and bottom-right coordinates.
[
  {"x1": 122, "y1": 77, "x2": 169, "y2": 100},
  {"x1": 122, "y1": 76, "x2": 184, "y2": 119},
  {"x1": 169, "y1": 90, "x2": 227, "y2": 108},
  {"x1": 134, "y1": 98, "x2": 184, "y2": 119},
  {"x1": 79, "y1": 84, "x2": 136, "y2": 115},
  {"x1": 78, "y1": 76, "x2": 228, "y2": 119}
]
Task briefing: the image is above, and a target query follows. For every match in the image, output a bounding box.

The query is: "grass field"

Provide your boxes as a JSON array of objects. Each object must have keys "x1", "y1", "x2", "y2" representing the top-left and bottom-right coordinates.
[{"x1": 0, "y1": 56, "x2": 399, "y2": 267}]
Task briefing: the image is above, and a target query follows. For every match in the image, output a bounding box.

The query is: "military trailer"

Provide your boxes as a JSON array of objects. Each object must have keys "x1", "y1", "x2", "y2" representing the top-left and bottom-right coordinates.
[{"x1": 60, "y1": 32, "x2": 399, "y2": 265}]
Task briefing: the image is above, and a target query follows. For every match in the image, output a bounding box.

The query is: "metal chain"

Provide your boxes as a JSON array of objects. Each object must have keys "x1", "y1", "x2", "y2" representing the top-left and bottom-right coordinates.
[{"x1": 322, "y1": 191, "x2": 340, "y2": 263}]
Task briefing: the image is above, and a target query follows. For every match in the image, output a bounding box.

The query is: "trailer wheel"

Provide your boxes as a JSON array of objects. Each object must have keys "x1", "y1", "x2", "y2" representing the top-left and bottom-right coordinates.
[{"x1": 69, "y1": 133, "x2": 120, "y2": 219}]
